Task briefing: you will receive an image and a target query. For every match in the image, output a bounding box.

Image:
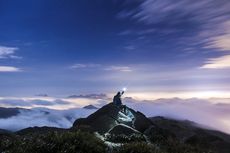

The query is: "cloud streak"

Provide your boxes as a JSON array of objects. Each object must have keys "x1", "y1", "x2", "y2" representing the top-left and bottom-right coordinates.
[
  {"x1": 0, "y1": 66, "x2": 21, "y2": 72},
  {"x1": 119, "y1": 0, "x2": 230, "y2": 33},
  {"x1": 71, "y1": 63, "x2": 133, "y2": 72},
  {"x1": 104, "y1": 66, "x2": 133, "y2": 72},
  {"x1": 70, "y1": 63, "x2": 101, "y2": 69},
  {"x1": 0, "y1": 45, "x2": 21, "y2": 59},
  {"x1": 201, "y1": 55, "x2": 230, "y2": 69},
  {"x1": 118, "y1": 0, "x2": 230, "y2": 69}
]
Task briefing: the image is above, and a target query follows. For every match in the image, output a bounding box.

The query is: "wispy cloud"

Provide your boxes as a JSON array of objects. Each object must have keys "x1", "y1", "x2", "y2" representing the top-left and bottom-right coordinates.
[
  {"x1": 118, "y1": 0, "x2": 230, "y2": 69},
  {"x1": 121, "y1": 0, "x2": 230, "y2": 27},
  {"x1": 124, "y1": 45, "x2": 135, "y2": 50},
  {"x1": 104, "y1": 66, "x2": 133, "y2": 72},
  {"x1": 71, "y1": 63, "x2": 133, "y2": 72},
  {"x1": 205, "y1": 21, "x2": 230, "y2": 51},
  {"x1": 0, "y1": 45, "x2": 21, "y2": 59},
  {"x1": 201, "y1": 55, "x2": 230, "y2": 69},
  {"x1": 70, "y1": 63, "x2": 101, "y2": 69},
  {"x1": 118, "y1": 0, "x2": 230, "y2": 40},
  {"x1": 0, "y1": 66, "x2": 21, "y2": 72},
  {"x1": 200, "y1": 21, "x2": 230, "y2": 69}
]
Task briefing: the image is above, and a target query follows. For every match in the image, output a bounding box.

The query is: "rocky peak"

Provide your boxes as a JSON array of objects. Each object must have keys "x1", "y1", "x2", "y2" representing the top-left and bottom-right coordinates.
[
  {"x1": 72, "y1": 103, "x2": 153, "y2": 143},
  {"x1": 83, "y1": 104, "x2": 98, "y2": 109}
]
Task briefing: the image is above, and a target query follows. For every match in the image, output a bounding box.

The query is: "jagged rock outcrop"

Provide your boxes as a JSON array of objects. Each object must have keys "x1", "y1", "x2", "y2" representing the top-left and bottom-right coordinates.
[{"x1": 72, "y1": 103, "x2": 153, "y2": 136}]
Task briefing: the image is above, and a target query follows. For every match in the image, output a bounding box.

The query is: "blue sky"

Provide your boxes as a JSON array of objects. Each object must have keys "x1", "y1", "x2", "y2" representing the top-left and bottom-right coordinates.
[{"x1": 1, "y1": 0, "x2": 230, "y2": 98}]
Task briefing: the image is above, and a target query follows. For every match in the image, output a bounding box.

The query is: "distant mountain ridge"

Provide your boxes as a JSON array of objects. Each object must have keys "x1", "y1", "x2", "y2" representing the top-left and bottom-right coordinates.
[
  {"x1": 83, "y1": 104, "x2": 98, "y2": 109},
  {"x1": 0, "y1": 107, "x2": 28, "y2": 119},
  {"x1": 67, "y1": 93, "x2": 107, "y2": 99}
]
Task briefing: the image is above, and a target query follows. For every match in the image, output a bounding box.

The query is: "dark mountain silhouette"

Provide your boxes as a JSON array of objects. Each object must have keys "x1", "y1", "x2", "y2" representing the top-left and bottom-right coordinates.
[
  {"x1": 67, "y1": 93, "x2": 107, "y2": 99},
  {"x1": 150, "y1": 116, "x2": 230, "y2": 142},
  {"x1": 0, "y1": 107, "x2": 28, "y2": 118},
  {"x1": 16, "y1": 126, "x2": 67, "y2": 136},
  {"x1": 0, "y1": 103, "x2": 230, "y2": 153},
  {"x1": 83, "y1": 104, "x2": 98, "y2": 109},
  {"x1": 35, "y1": 94, "x2": 49, "y2": 97},
  {"x1": 72, "y1": 103, "x2": 230, "y2": 152},
  {"x1": 73, "y1": 102, "x2": 152, "y2": 141},
  {"x1": 150, "y1": 116, "x2": 230, "y2": 153},
  {"x1": 0, "y1": 129, "x2": 11, "y2": 134}
]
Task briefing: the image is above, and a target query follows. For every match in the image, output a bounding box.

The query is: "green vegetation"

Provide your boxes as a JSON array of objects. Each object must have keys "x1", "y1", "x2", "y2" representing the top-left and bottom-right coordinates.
[
  {"x1": 105, "y1": 133, "x2": 146, "y2": 143},
  {"x1": 114, "y1": 142, "x2": 165, "y2": 153},
  {"x1": 0, "y1": 129, "x2": 218, "y2": 153},
  {"x1": 113, "y1": 141, "x2": 214, "y2": 153},
  {"x1": 147, "y1": 129, "x2": 215, "y2": 153},
  {"x1": 0, "y1": 130, "x2": 106, "y2": 153}
]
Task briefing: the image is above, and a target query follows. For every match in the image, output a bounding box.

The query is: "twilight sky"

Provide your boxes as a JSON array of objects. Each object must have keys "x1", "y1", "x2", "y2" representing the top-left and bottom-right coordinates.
[{"x1": 1, "y1": 0, "x2": 230, "y2": 99}]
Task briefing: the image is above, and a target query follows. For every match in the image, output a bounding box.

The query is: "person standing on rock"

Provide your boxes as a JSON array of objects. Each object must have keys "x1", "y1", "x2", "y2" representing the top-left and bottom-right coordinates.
[
  {"x1": 113, "y1": 91, "x2": 127, "y2": 114},
  {"x1": 113, "y1": 91, "x2": 124, "y2": 105}
]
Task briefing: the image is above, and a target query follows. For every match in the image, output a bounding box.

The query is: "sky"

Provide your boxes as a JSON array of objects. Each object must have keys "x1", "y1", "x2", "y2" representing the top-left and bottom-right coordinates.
[{"x1": 0, "y1": 0, "x2": 230, "y2": 99}]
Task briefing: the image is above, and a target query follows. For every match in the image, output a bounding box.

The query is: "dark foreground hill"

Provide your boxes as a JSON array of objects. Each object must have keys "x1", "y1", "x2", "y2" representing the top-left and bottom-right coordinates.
[
  {"x1": 0, "y1": 103, "x2": 230, "y2": 153},
  {"x1": 150, "y1": 117, "x2": 230, "y2": 153}
]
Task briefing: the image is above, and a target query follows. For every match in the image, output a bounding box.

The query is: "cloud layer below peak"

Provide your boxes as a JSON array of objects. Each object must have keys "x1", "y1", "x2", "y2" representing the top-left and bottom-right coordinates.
[{"x1": 0, "y1": 96, "x2": 230, "y2": 134}]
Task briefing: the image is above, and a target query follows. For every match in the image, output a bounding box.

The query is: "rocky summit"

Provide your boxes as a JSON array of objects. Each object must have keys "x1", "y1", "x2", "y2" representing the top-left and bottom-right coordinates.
[{"x1": 72, "y1": 103, "x2": 154, "y2": 143}]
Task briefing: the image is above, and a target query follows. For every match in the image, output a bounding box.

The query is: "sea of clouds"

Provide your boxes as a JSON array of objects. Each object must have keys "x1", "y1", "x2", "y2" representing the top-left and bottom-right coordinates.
[{"x1": 0, "y1": 96, "x2": 230, "y2": 134}]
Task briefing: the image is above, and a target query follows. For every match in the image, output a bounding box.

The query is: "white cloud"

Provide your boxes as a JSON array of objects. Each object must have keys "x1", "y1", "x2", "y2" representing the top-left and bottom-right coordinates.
[
  {"x1": 0, "y1": 96, "x2": 108, "y2": 110},
  {"x1": 70, "y1": 63, "x2": 101, "y2": 69},
  {"x1": 204, "y1": 21, "x2": 230, "y2": 51},
  {"x1": 201, "y1": 55, "x2": 230, "y2": 69},
  {"x1": 0, "y1": 108, "x2": 96, "y2": 131},
  {"x1": 0, "y1": 66, "x2": 21, "y2": 72},
  {"x1": 105, "y1": 66, "x2": 133, "y2": 72},
  {"x1": 200, "y1": 21, "x2": 230, "y2": 69},
  {"x1": 71, "y1": 64, "x2": 87, "y2": 68},
  {"x1": 207, "y1": 34, "x2": 230, "y2": 51},
  {"x1": 125, "y1": 98, "x2": 230, "y2": 134},
  {"x1": 71, "y1": 63, "x2": 133, "y2": 72},
  {"x1": 0, "y1": 97, "x2": 230, "y2": 134},
  {"x1": 0, "y1": 46, "x2": 21, "y2": 59}
]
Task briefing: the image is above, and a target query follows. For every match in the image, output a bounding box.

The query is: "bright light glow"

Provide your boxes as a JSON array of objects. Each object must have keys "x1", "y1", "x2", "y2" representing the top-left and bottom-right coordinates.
[{"x1": 122, "y1": 87, "x2": 127, "y2": 91}]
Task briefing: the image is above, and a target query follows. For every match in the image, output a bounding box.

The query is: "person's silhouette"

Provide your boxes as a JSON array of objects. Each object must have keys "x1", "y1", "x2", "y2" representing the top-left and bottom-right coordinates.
[
  {"x1": 113, "y1": 91, "x2": 124, "y2": 106},
  {"x1": 113, "y1": 91, "x2": 126, "y2": 114}
]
